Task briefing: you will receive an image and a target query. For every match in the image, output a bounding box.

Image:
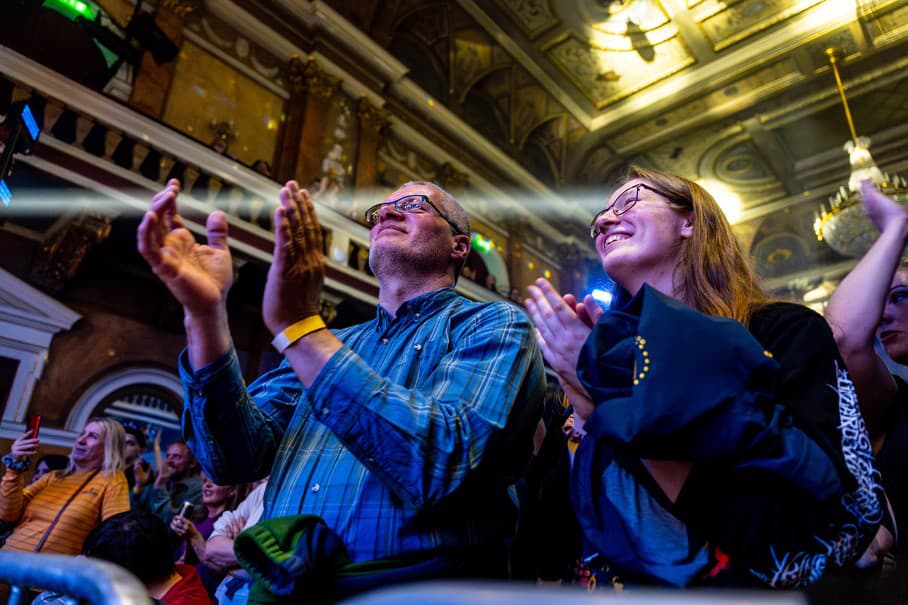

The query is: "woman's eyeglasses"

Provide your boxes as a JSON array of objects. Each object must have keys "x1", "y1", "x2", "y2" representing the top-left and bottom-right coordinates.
[{"x1": 589, "y1": 183, "x2": 689, "y2": 238}]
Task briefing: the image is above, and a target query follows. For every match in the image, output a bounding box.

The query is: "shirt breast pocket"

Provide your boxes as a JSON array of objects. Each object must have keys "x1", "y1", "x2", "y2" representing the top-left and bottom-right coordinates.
[{"x1": 407, "y1": 333, "x2": 450, "y2": 386}]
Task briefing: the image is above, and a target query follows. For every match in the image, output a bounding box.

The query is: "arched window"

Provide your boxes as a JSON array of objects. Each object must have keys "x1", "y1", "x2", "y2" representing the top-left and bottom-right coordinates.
[{"x1": 67, "y1": 367, "x2": 184, "y2": 448}]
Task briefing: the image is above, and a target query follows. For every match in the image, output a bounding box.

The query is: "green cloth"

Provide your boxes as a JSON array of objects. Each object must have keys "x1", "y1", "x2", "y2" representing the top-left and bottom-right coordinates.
[
  {"x1": 235, "y1": 515, "x2": 456, "y2": 604},
  {"x1": 235, "y1": 515, "x2": 349, "y2": 602}
]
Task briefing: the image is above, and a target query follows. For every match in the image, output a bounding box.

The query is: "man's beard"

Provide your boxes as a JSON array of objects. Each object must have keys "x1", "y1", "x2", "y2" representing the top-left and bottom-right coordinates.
[{"x1": 369, "y1": 239, "x2": 450, "y2": 281}]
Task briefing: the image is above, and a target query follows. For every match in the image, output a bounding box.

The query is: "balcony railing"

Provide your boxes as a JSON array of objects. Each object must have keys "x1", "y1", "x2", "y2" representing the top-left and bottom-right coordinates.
[{"x1": 0, "y1": 45, "x2": 502, "y2": 305}]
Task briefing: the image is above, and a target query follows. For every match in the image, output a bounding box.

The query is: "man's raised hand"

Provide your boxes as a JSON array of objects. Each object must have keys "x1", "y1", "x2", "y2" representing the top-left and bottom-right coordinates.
[
  {"x1": 137, "y1": 179, "x2": 233, "y2": 318},
  {"x1": 263, "y1": 181, "x2": 326, "y2": 335}
]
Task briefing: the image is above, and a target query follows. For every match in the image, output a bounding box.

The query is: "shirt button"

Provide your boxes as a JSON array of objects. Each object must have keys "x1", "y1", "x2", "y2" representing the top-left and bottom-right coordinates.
[
  {"x1": 321, "y1": 407, "x2": 329, "y2": 416},
  {"x1": 415, "y1": 313, "x2": 420, "y2": 318},
  {"x1": 414, "y1": 344, "x2": 422, "y2": 351},
  {"x1": 381, "y1": 338, "x2": 389, "y2": 344},
  {"x1": 311, "y1": 484, "x2": 320, "y2": 493},
  {"x1": 368, "y1": 458, "x2": 376, "y2": 464}
]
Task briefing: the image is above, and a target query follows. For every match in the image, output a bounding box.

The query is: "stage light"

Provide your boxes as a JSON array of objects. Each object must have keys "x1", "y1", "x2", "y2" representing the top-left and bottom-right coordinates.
[
  {"x1": 42, "y1": 0, "x2": 98, "y2": 22},
  {"x1": 0, "y1": 180, "x2": 11, "y2": 207},
  {"x1": 0, "y1": 102, "x2": 44, "y2": 207},
  {"x1": 20, "y1": 105, "x2": 40, "y2": 141}
]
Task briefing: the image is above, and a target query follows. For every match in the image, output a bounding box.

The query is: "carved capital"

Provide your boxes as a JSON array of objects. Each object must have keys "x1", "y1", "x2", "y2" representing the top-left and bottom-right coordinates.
[
  {"x1": 160, "y1": 0, "x2": 198, "y2": 17},
  {"x1": 357, "y1": 96, "x2": 386, "y2": 134},
  {"x1": 286, "y1": 56, "x2": 339, "y2": 98},
  {"x1": 435, "y1": 162, "x2": 469, "y2": 191},
  {"x1": 30, "y1": 214, "x2": 113, "y2": 293}
]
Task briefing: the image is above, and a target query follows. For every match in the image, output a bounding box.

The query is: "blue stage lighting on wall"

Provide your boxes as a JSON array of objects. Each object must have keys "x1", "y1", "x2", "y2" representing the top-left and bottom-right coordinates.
[
  {"x1": 21, "y1": 105, "x2": 40, "y2": 142},
  {"x1": 0, "y1": 180, "x2": 11, "y2": 207}
]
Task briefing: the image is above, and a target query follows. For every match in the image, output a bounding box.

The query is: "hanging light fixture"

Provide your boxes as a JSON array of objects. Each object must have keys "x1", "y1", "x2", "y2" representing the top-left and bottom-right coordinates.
[{"x1": 813, "y1": 48, "x2": 908, "y2": 258}]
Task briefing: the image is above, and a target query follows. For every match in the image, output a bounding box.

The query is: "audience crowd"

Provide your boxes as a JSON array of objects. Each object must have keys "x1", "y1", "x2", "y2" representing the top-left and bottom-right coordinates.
[{"x1": 0, "y1": 171, "x2": 905, "y2": 604}]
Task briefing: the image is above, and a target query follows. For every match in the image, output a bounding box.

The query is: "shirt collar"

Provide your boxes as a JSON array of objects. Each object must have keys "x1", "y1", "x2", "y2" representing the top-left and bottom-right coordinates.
[{"x1": 375, "y1": 287, "x2": 457, "y2": 329}]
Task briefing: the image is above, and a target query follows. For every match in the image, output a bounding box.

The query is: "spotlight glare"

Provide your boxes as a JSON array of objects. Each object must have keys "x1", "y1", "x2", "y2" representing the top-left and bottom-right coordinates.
[{"x1": 591, "y1": 287, "x2": 613, "y2": 307}]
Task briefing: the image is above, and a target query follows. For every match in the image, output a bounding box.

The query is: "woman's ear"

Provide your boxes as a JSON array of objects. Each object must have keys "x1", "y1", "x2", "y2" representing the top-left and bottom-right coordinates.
[{"x1": 680, "y1": 212, "x2": 694, "y2": 239}]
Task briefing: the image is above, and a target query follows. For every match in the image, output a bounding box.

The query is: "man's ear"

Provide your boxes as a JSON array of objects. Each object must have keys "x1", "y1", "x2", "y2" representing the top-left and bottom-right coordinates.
[{"x1": 451, "y1": 235, "x2": 471, "y2": 263}]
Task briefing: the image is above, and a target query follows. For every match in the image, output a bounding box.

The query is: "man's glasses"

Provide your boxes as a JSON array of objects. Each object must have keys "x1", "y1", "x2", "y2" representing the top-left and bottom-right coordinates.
[
  {"x1": 589, "y1": 183, "x2": 689, "y2": 238},
  {"x1": 365, "y1": 194, "x2": 464, "y2": 235}
]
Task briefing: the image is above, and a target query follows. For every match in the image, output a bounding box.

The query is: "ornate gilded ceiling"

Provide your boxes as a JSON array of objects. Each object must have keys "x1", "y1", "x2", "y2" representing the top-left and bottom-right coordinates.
[{"x1": 311, "y1": 0, "x2": 908, "y2": 300}]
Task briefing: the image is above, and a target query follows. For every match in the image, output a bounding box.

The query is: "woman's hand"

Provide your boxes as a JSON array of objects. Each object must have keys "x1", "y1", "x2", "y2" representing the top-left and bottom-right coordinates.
[
  {"x1": 170, "y1": 514, "x2": 198, "y2": 540},
  {"x1": 524, "y1": 278, "x2": 598, "y2": 419},
  {"x1": 862, "y1": 179, "x2": 908, "y2": 235},
  {"x1": 224, "y1": 514, "x2": 246, "y2": 539}
]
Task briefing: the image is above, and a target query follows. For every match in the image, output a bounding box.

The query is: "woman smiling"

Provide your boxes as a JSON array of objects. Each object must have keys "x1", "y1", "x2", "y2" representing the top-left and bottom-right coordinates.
[
  {"x1": 525, "y1": 166, "x2": 884, "y2": 588},
  {"x1": 0, "y1": 416, "x2": 130, "y2": 555}
]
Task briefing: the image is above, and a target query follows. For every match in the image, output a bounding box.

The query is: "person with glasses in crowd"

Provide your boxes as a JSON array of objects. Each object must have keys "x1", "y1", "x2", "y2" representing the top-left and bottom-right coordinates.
[
  {"x1": 524, "y1": 166, "x2": 884, "y2": 588},
  {"x1": 137, "y1": 178, "x2": 544, "y2": 601}
]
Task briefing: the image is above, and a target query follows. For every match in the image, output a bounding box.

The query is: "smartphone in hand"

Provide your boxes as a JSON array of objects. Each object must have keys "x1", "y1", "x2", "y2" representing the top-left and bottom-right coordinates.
[{"x1": 28, "y1": 415, "x2": 41, "y2": 439}]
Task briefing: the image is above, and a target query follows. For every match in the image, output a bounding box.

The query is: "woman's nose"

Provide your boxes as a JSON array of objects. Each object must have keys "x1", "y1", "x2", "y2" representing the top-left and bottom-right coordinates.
[
  {"x1": 880, "y1": 304, "x2": 895, "y2": 328},
  {"x1": 595, "y1": 207, "x2": 620, "y2": 232}
]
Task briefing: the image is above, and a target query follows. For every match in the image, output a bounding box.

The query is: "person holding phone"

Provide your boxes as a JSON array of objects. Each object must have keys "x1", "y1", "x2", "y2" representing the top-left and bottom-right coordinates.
[{"x1": 0, "y1": 416, "x2": 130, "y2": 555}]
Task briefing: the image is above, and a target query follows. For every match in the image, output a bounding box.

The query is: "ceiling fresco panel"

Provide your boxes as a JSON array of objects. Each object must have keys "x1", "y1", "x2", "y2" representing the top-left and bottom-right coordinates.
[
  {"x1": 545, "y1": 33, "x2": 695, "y2": 109},
  {"x1": 576, "y1": 144, "x2": 615, "y2": 185},
  {"x1": 399, "y1": 4, "x2": 450, "y2": 51},
  {"x1": 609, "y1": 56, "x2": 801, "y2": 150},
  {"x1": 712, "y1": 139, "x2": 778, "y2": 187},
  {"x1": 578, "y1": 0, "x2": 672, "y2": 35},
  {"x1": 493, "y1": 0, "x2": 561, "y2": 40},
  {"x1": 695, "y1": 0, "x2": 826, "y2": 51},
  {"x1": 513, "y1": 84, "x2": 552, "y2": 145},
  {"x1": 453, "y1": 32, "x2": 502, "y2": 96},
  {"x1": 860, "y1": 1, "x2": 908, "y2": 46},
  {"x1": 644, "y1": 119, "x2": 742, "y2": 177}
]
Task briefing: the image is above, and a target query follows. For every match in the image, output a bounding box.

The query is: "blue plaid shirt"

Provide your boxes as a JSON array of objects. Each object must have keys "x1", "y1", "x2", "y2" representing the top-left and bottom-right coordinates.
[{"x1": 179, "y1": 287, "x2": 545, "y2": 562}]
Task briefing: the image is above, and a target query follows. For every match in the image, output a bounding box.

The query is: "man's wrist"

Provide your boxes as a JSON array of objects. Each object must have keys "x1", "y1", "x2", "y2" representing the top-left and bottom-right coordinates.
[{"x1": 271, "y1": 315, "x2": 327, "y2": 353}]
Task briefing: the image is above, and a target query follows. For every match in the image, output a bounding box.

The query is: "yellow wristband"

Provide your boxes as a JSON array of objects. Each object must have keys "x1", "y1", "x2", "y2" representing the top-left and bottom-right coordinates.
[{"x1": 271, "y1": 315, "x2": 326, "y2": 353}]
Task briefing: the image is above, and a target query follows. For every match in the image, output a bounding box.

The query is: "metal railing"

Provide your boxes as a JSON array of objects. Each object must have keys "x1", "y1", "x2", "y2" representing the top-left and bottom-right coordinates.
[
  {"x1": 340, "y1": 580, "x2": 808, "y2": 605},
  {"x1": 0, "y1": 552, "x2": 152, "y2": 605}
]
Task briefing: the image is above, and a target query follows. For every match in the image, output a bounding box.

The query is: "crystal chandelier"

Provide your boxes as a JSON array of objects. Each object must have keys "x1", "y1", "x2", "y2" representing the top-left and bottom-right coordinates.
[{"x1": 813, "y1": 48, "x2": 908, "y2": 258}]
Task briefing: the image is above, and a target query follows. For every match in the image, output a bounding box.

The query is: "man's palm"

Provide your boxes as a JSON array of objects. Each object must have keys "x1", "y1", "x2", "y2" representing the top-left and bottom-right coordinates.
[{"x1": 156, "y1": 227, "x2": 233, "y2": 314}]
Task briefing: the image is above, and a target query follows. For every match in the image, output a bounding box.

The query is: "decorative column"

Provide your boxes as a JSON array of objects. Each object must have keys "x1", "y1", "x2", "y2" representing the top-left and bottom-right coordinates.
[
  {"x1": 353, "y1": 96, "x2": 386, "y2": 191},
  {"x1": 274, "y1": 56, "x2": 338, "y2": 183},
  {"x1": 127, "y1": 0, "x2": 196, "y2": 118}
]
